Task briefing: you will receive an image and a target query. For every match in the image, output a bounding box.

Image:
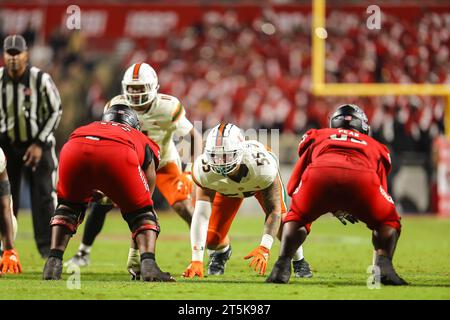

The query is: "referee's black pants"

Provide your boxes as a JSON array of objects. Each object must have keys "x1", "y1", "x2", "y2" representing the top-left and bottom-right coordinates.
[{"x1": 1, "y1": 140, "x2": 57, "y2": 258}]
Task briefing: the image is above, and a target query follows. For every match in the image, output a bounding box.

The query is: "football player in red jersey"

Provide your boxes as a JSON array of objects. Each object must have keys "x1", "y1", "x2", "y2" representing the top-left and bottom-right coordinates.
[
  {"x1": 266, "y1": 104, "x2": 408, "y2": 286},
  {"x1": 43, "y1": 103, "x2": 174, "y2": 282}
]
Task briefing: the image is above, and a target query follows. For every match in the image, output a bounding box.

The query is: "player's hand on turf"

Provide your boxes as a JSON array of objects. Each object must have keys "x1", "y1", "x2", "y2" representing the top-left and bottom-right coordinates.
[
  {"x1": 182, "y1": 261, "x2": 204, "y2": 278},
  {"x1": 244, "y1": 246, "x2": 270, "y2": 276},
  {"x1": 127, "y1": 248, "x2": 141, "y2": 280},
  {"x1": 0, "y1": 249, "x2": 22, "y2": 274},
  {"x1": 333, "y1": 210, "x2": 359, "y2": 225}
]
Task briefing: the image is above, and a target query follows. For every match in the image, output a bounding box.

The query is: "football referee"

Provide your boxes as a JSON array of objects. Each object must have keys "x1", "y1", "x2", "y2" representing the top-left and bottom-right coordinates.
[{"x1": 0, "y1": 35, "x2": 62, "y2": 258}]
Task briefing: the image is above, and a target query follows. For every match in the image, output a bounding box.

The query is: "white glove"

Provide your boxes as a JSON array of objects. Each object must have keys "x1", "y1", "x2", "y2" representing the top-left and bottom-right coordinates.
[{"x1": 127, "y1": 248, "x2": 140, "y2": 280}]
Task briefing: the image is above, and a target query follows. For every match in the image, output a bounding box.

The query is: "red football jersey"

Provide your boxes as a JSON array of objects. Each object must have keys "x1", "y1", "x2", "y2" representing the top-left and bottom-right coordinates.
[
  {"x1": 70, "y1": 121, "x2": 160, "y2": 169},
  {"x1": 287, "y1": 128, "x2": 391, "y2": 196}
]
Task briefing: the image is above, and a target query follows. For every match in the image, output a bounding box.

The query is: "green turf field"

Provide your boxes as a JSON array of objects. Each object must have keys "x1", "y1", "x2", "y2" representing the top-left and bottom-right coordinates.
[{"x1": 1, "y1": 210, "x2": 449, "y2": 300}]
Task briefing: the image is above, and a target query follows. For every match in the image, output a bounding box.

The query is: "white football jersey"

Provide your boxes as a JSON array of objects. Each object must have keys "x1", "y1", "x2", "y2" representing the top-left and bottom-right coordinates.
[
  {"x1": 192, "y1": 140, "x2": 279, "y2": 198},
  {"x1": 109, "y1": 94, "x2": 193, "y2": 168},
  {"x1": 0, "y1": 147, "x2": 6, "y2": 173}
]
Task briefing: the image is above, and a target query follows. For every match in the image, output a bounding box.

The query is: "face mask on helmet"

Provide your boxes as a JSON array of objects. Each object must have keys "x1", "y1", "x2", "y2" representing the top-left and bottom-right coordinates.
[
  {"x1": 204, "y1": 123, "x2": 245, "y2": 176},
  {"x1": 123, "y1": 83, "x2": 158, "y2": 107},
  {"x1": 206, "y1": 147, "x2": 244, "y2": 176},
  {"x1": 329, "y1": 104, "x2": 370, "y2": 135},
  {"x1": 122, "y1": 63, "x2": 160, "y2": 108}
]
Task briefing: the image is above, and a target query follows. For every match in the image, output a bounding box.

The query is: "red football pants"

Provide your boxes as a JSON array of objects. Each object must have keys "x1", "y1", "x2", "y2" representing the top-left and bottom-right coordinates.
[
  {"x1": 284, "y1": 166, "x2": 401, "y2": 232},
  {"x1": 57, "y1": 137, "x2": 153, "y2": 214}
]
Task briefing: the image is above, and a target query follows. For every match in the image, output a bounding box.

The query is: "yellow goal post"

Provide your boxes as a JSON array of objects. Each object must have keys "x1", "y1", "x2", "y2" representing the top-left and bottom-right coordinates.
[{"x1": 311, "y1": 0, "x2": 450, "y2": 137}]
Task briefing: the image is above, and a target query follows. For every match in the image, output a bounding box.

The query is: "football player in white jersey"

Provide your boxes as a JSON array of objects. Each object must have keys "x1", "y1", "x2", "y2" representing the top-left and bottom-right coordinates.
[
  {"x1": 66, "y1": 63, "x2": 202, "y2": 279},
  {"x1": 182, "y1": 123, "x2": 312, "y2": 278},
  {"x1": 0, "y1": 147, "x2": 22, "y2": 274}
]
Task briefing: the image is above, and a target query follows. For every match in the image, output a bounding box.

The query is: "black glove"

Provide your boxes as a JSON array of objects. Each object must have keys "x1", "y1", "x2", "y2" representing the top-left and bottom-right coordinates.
[{"x1": 334, "y1": 210, "x2": 359, "y2": 225}]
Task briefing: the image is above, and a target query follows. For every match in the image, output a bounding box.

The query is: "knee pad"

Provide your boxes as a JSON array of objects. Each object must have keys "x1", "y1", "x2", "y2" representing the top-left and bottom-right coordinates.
[
  {"x1": 50, "y1": 203, "x2": 87, "y2": 234},
  {"x1": 122, "y1": 206, "x2": 160, "y2": 239}
]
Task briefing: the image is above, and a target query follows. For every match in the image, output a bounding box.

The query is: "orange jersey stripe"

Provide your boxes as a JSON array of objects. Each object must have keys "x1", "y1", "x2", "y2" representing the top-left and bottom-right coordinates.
[
  {"x1": 132, "y1": 63, "x2": 142, "y2": 80},
  {"x1": 277, "y1": 175, "x2": 287, "y2": 213},
  {"x1": 171, "y1": 103, "x2": 183, "y2": 122}
]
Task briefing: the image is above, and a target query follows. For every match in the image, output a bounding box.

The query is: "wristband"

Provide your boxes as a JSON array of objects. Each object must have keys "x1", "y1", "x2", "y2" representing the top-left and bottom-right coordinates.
[{"x1": 260, "y1": 234, "x2": 274, "y2": 250}]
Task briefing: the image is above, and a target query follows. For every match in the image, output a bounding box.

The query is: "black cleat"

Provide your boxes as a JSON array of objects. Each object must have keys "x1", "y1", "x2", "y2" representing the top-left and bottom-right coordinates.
[
  {"x1": 293, "y1": 259, "x2": 313, "y2": 278},
  {"x1": 141, "y1": 259, "x2": 175, "y2": 282},
  {"x1": 266, "y1": 257, "x2": 291, "y2": 284},
  {"x1": 207, "y1": 246, "x2": 232, "y2": 275},
  {"x1": 43, "y1": 257, "x2": 63, "y2": 280},
  {"x1": 374, "y1": 255, "x2": 408, "y2": 286}
]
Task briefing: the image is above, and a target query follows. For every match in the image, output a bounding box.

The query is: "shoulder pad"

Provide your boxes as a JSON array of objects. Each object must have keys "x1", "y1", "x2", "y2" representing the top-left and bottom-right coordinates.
[{"x1": 155, "y1": 94, "x2": 184, "y2": 122}]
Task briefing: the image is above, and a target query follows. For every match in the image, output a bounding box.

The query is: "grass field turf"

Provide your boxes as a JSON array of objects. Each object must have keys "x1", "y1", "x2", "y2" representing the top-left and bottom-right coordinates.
[{"x1": 1, "y1": 210, "x2": 449, "y2": 300}]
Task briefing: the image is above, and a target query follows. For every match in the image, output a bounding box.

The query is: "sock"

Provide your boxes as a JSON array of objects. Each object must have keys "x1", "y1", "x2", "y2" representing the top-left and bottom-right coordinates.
[
  {"x1": 140, "y1": 252, "x2": 155, "y2": 262},
  {"x1": 292, "y1": 245, "x2": 304, "y2": 261},
  {"x1": 209, "y1": 245, "x2": 230, "y2": 255},
  {"x1": 49, "y1": 249, "x2": 64, "y2": 260},
  {"x1": 78, "y1": 243, "x2": 92, "y2": 254}
]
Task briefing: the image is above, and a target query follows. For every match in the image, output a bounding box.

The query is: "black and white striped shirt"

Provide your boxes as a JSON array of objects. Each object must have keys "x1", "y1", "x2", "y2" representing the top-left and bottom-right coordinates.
[{"x1": 0, "y1": 65, "x2": 62, "y2": 146}]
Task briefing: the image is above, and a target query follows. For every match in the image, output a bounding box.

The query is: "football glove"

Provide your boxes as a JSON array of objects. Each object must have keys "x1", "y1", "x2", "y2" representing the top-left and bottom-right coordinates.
[
  {"x1": 92, "y1": 190, "x2": 115, "y2": 206},
  {"x1": 244, "y1": 245, "x2": 270, "y2": 276},
  {"x1": 182, "y1": 261, "x2": 204, "y2": 278},
  {"x1": 0, "y1": 249, "x2": 22, "y2": 274},
  {"x1": 127, "y1": 248, "x2": 141, "y2": 280},
  {"x1": 333, "y1": 210, "x2": 359, "y2": 225}
]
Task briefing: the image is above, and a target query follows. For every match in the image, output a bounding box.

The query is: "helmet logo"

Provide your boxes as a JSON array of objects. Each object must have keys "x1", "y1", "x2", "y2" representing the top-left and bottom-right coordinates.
[{"x1": 132, "y1": 63, "x2": 142, "y2": 80}]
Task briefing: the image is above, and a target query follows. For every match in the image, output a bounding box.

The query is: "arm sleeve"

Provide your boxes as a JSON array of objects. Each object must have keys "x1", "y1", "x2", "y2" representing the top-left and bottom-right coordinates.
[
  {"x1": 36, "y1": 73, "x2": 62, "y2": 144},
  {"x1": 190, "y1": 200, "x2": 212, "y2": 262}
]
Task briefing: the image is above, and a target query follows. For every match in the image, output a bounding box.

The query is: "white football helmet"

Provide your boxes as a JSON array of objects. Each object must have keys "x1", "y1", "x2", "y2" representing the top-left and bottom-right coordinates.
[
  {"x1": 122, "y1": 63, "x2": 159, "y2": 108},
  {"x1": 204, "y1": 123, "x2": 245, "y2": 176}
]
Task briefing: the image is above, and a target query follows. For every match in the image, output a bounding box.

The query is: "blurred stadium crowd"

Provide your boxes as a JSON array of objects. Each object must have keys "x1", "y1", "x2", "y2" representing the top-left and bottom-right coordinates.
[{"x1": 1, "y1": 3, "x2": 449, "y2": 212}]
